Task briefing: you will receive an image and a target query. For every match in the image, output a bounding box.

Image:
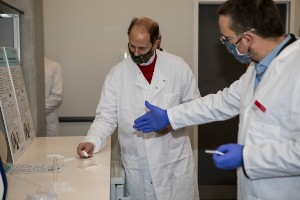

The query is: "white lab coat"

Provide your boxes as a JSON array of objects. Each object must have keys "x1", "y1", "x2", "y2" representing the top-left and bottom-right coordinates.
[
  {"x1": 45, "y1": 57, "x2": 63, "y2": 136},
  {"x1": 168, "y1": 39, "x2": 300, "y2": 199},
  {"x1": 86, "y1": 50, "x2": 200, "y2": 200}
]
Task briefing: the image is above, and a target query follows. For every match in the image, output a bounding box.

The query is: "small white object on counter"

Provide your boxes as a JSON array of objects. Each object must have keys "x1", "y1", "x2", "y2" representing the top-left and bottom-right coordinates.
[
  {"x1": 82, "y1": 150, "x2": 89, "y2": 157},
  {"x1": 205, "y1": 150, "x2": 225, "y2": 155}
]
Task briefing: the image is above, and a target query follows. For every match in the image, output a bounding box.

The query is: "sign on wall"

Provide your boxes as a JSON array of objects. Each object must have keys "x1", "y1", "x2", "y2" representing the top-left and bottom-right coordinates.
[{"x1": 0, "y1": 47, "x2": 35, "y2": 163}]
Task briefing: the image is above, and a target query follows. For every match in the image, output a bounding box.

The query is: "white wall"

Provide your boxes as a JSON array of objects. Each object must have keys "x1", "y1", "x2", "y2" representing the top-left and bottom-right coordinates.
[
  {"x1": 43, "y1": 0, "x2": 195, "y2": 118},
  {"x1": 295, "y1": 1, "x2": 300, "y2": 36}
]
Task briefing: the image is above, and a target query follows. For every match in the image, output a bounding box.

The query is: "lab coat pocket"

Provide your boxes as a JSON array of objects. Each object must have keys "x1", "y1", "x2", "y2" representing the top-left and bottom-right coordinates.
[
  {"x1": 163, "y1": 93, "x2": 180, "y2": 109},
  {"x1": 247, "y1": 121, "x2": 280, "y2": 144}
]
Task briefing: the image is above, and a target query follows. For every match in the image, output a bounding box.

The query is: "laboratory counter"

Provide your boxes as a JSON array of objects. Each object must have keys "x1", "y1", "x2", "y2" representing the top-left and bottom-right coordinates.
[{"x1": 6, "y1": 136, "x2": 111, "y2": 200}]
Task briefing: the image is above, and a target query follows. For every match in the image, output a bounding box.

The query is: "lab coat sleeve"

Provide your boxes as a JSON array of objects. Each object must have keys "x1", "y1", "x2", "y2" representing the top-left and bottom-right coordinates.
[
  {"x1": 85, "y1": 69, "x2": 118, "y2": 153},
  {"x1": 45, "y1": 62, "x2": 63, "y2": 114},
  {"x1": 168, "y1": 74, "x2": 243, "y2": 130},
  {"x1": 180, "y1": 60, "x2": 201, "y2": 102}
]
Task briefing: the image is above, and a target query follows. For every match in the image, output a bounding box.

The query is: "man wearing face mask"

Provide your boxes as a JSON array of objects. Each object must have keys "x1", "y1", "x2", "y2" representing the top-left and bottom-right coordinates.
[
  {"x1": 133, "y1": 0, "x2": 300, "y2": 199},
  {"x1": 77, "y1": 17, "x2": 200, "y2": 200}
]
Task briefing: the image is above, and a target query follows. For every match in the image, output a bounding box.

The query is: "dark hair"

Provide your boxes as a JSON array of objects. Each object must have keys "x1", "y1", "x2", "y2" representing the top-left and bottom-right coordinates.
[
  {"x1": 218, "y1": 0, "x2": 284, "y2": 38},
  {"x1": 157, "y1": 34, "x2": 163, "y2": 51},
  {"x1": 127, "y1": 17, "x2": 160, "y2": 45}
]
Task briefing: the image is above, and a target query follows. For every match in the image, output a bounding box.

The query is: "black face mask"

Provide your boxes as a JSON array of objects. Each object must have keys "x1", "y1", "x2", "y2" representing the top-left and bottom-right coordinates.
[{"x1": 128, "y1": 44, "x2": 154, "y2": 65}]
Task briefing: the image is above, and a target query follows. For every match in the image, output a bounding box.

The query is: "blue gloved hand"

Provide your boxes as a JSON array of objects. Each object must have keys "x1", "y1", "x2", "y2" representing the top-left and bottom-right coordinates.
[
  {"x1": 213, "y1": 144, "x2": 244, "y2": 170},
  {"x1": 133, "y1": 101, "x2": 170, "y2": 133}
]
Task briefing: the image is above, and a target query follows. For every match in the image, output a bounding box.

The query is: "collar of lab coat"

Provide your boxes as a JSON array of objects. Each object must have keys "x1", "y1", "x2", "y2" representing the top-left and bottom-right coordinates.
[
  {"x1": 133, "y1": 50, "x2": 168, "y2": 102},
  {"x1": 243, "y1": 38, "x2": 300, "y2": 110}
]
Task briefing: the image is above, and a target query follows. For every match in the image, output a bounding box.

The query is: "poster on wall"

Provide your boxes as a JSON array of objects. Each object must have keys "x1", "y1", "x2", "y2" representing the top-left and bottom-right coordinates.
[
  {"x1": 5, "y1": 47, "x2": 35, "y2": 145},
  {"x1": 0, "y1": 47, "x2": 35, "y2": 163}
]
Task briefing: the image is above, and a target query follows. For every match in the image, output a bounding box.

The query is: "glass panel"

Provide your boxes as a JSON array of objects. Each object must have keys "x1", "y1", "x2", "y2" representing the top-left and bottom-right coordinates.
[{"x1": 0, "y1": 2, "x2": 23, "y2": 57}]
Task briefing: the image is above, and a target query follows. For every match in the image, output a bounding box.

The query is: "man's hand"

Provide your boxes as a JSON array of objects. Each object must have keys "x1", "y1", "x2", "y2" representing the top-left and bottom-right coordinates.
[
  {"x1": 77, "y1": 142, "x2": 94, "y2": 158},
  {"x1": 213, "y1": 144, "x2": 244, "y2": 170},
  {"x1": 133, "y1": 101, "x2": 170, "y2": 133}
]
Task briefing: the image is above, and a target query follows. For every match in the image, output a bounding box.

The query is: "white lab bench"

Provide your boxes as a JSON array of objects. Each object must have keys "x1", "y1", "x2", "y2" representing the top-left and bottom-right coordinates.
[{"x1": 6, "y1": 136, "x2": 111, "y2": 200}]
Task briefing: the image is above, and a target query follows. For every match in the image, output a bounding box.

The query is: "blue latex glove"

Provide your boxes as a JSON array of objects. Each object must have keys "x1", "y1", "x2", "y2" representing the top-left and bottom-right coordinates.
[
  {"x1": 213, "y1": 144, "x2": 244, "y2": 170},
  {"x1": 133, "y1": 101, "x2": 170, "y2": 133}
]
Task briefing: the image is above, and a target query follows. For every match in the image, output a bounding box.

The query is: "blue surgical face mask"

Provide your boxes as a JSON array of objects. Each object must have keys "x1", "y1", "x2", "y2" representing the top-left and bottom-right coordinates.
[{"x1": 225, "y1": 41, "x2": 251, "y2": 64}]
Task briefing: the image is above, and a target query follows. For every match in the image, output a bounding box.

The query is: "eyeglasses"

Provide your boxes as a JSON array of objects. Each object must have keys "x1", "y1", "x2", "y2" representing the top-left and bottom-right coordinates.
[
  {"x1": 220, "y1": 33, "x2": 243, "y2": 45},
  {"x1": 219, "y1": 28, "x2": 255, "y2": 45}
]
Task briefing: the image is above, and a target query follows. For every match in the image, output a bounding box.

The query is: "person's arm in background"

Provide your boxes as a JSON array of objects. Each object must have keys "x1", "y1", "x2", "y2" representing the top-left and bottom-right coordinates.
[{"x1": 45, "y1": 61, "x2": 63, "y2": 114}]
